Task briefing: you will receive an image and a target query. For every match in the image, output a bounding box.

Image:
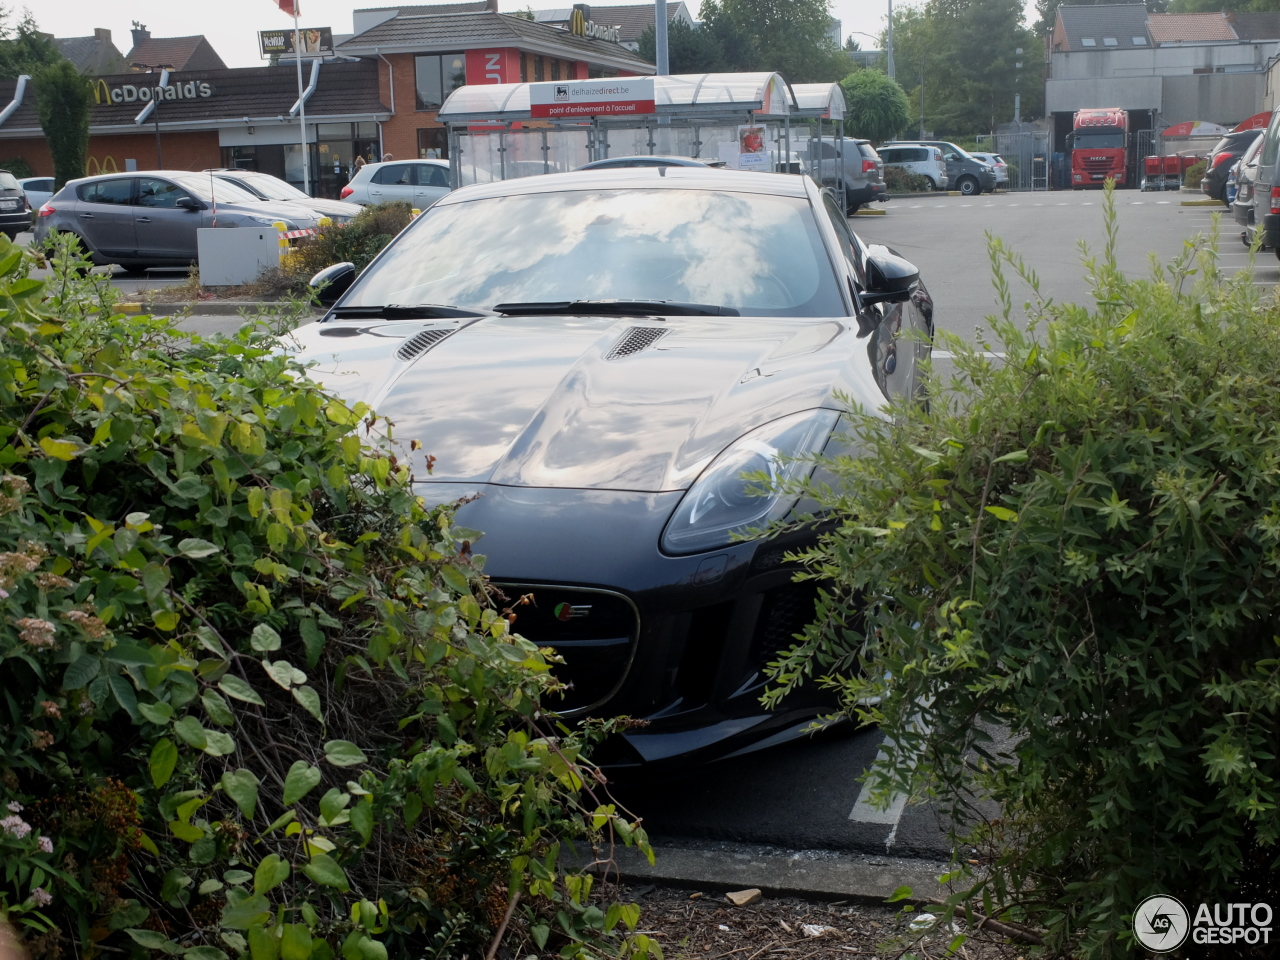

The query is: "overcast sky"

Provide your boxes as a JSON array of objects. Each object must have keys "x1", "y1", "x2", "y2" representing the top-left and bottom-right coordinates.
[{"x1": 31, "y1": 0, "x2": 1030, "y2": 72}]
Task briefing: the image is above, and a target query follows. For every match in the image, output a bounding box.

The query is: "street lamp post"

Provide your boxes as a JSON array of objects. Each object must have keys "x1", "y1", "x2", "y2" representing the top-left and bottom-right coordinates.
[
  {"x1": 886, "y1": 0, "x2": 894, "y2": 81},
  {"x1": 1014, "y1": 47, "x2": 1023, "y2": 124}
]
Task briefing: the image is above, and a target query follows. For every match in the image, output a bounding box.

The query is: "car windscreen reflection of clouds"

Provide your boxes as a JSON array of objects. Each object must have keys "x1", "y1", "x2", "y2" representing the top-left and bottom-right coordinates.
[{"x1": 346, "y1": 190, "x2": 841, "y2": 316}]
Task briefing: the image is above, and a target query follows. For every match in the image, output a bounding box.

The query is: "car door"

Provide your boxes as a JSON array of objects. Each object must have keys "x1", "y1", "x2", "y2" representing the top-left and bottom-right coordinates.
[
  {"x1": 369, "y1": 163, "x2": 414, "y2": 205},
  {"x1": 134, "y1": 177, "x2": 203, "y2": 262},
  {"x1": 74, "y1": 177, "x2": 137, "y2": 258},
  {"x1": 821, "y1": 194, "x2": 919, "y2": 403},
  {"x1": 413, "y1": 163, "x2": 450, "y2": 209}
]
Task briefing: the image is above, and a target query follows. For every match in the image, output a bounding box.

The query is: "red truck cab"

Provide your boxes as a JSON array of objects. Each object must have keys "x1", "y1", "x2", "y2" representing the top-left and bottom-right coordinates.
[{"x1": 1072, "y1": 108, "x2": 1129, "y2": 188}]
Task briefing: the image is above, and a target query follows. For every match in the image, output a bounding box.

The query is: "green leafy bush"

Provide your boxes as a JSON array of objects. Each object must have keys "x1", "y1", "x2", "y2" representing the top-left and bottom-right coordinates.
[
  {"x1": 281, "y1": 202, "x2": 414, "y2": 286},
  {"x1": 0, "y1": 236, "x2": 659, "y2": 960},
  {"x1": 1184, "y1": 158, "x2": 1207, "y2": 188},
  {"x1": 882, "y1": 165, "x2": 934, "y2": 193},
  {"x1": 767, "y1": 192, "x2": 1280, "y2": 956}
]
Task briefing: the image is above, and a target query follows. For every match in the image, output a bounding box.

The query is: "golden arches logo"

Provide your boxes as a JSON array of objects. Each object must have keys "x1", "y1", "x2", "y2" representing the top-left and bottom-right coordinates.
[
  {"x1": 569, "y1": 8, "x2": 586, "y2": 36},
  {"x1": 83, "y1": 156, "x2": 120, "y2": 176},
  {"x1": 91, "y1": 78, "x2": 111, "y2": 105}
]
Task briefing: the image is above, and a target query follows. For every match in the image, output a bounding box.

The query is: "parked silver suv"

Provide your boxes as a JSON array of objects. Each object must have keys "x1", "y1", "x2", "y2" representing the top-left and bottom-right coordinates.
[
  {"x1": 800, "y1": 138, "x2": 887, "y2": 214},
  {"x1": 33, "y1": 171, "x2": 319, "y2": 271}
]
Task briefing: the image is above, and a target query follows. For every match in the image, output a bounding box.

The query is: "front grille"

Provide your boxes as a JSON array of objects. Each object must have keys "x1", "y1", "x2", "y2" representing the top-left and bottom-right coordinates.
[
  {"x1": 499, "y1": 584, "x2": 638, "y2": 714},
  {"x1": 396, "y1": 328, "x2": 453, "y2": 361},
  {"x1": 749, "y1": 580, "x2": 822, "y2": 672},
  {"x1": 607, "y1": 326, "x2": 667, "y2": 360}
]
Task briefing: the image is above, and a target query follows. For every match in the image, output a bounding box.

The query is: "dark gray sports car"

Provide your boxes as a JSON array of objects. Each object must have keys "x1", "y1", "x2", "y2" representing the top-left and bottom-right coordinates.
[{"x1": 288, "y1": 167, "x2": 933, "y2": 767}]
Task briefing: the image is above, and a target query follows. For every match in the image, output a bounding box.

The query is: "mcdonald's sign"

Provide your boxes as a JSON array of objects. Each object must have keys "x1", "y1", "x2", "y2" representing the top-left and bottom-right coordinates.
[
  {"x1": 91, "y1": 78, "x2": 214, "y2": 106},
  {"x1": 568, "y1": 3, "x2": 621, "y2": 42}
]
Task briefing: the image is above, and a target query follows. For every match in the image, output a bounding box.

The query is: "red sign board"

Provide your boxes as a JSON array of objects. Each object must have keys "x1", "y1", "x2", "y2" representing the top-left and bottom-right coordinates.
[{"x1": 1234, "y1": 111, "x2": 1273, "y2": 132}]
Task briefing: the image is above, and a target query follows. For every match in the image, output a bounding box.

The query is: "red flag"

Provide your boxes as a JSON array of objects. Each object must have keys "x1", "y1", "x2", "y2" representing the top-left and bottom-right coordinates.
[{"x1": 275, "y1": 0, "x2": 298, "y2": 15}]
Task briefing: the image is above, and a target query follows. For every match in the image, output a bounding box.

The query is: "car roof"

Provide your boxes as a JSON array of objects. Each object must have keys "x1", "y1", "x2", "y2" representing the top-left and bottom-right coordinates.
[
  {"x1": 438, "y1": 167, "x2": 814, "y2": 205},
  {"x1": 580, "y1": 155, "x2": 715, "y2": 168},
  {"x1": 361, "y1": 159, "x2": 449, "y2": 169}
]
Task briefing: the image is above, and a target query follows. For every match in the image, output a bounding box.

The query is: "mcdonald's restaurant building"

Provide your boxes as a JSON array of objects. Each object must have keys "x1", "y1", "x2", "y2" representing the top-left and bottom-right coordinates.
[{"x1": 0, "y1": 4, "x2": 652, "y2": 199}]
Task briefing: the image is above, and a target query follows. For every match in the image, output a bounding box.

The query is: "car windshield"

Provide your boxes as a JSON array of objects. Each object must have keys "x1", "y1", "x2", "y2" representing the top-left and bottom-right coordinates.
[
  {"x1": 233, "y1": 174, "x2": 309, "y2": 201},
  {"x1": 0, "y1": 172, "x2": 18, "y2": 190},
  {"x1": 340, "y1": 188, "x2": 846, "y2": 318},
  {"x1": 176, "y1": 176, "x2": 260, "y2": 203},
  {"x1": 1075, "y1": 131, "x2": 1124, "y2": 149}
]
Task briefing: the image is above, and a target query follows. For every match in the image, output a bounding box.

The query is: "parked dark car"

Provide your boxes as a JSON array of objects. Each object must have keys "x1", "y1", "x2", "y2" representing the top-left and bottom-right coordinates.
[
  {"x1": 1201, "y1": 129, "x2": 1261, "y2": 204},
  {"x1": 0, "y1": 169, "x2": 32, "y2": 240},
  {"x1": 33, "y1": 170, "x2": 319, "y2": 271},
  {"x1": 287, "y1": 167, "x2": 933, "y2": 767},
  {"x1": 800, "y1": 138, "x2": 887, "y2": 213}
]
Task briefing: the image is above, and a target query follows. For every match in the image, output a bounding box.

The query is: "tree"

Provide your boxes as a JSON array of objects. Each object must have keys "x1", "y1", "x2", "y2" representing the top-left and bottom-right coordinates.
[
  {"x1": 699, "y1": 0, "x2": 853, "y2": 82},
  {"x1": 840, "y1": 69, "x2": 910, "y2": 143},
  {"x1": 844, "y1": 35, "x2": 860, "y2": 51},
  {"x1": 0, "y1": 6, "x2": 63, "y2": 79},
  {"x1": 638, "y1": 18, "x2": 726, "y2": 73},
  {"x1": 33, "y1": 61, "x2": 91, "y2": 190}
]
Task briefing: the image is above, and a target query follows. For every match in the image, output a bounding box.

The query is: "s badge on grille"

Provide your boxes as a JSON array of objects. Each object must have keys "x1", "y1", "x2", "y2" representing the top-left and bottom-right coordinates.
[{"x1": 555, "y1": 602, "x2": 592, "y2": 621}]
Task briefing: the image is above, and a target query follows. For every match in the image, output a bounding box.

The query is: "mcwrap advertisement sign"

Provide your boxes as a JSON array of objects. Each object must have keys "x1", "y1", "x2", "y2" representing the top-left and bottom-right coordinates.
[
  {"x1": 258, "y1": 27, "x2": 334, "y2": 58},
  {"x1": 529, "y1": 78, "x2": 655, "y2": 118},
  {"x1": 91, "y1": 78, "x2": 214, "y2": 106}
]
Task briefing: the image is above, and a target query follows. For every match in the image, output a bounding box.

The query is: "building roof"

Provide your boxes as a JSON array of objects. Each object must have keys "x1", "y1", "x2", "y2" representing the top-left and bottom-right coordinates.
[
  {"x1": 0, "y1": 60, "x2": 387, "y2": 138},
  {"x1": 339, "y1": 10, "x2": 655, "y2": 70},
  {"x1": 1054, "y1": 4, "x2": 1152, "y2": 52},
  {"x1": 359, "y1": 1, "x2": 493, "y2": 13},
  {"x1": 532, "y1": 3, "x2": 693, "y2": 44},
  {"x1": 1146, "y1": 12, "x2": 1237, "y2": 43},
  {"x1": 125, "y1": 35, "x2": 227, "y2": 72},
  {"x1": 1225, "y1": 11, "x2": 1280, "y2": 41},
  {"x1": 55, "y1": 31, "x2": 128, "y2": 75}
]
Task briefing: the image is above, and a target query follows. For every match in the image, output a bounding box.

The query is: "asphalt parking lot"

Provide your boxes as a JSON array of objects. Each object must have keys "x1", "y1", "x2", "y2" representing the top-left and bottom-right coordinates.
[{"x1": 19, "y1": 193, "x2": 1267, "y2": 865}]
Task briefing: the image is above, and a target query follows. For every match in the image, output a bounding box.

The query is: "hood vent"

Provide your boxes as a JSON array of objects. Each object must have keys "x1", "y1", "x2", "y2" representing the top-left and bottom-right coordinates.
[
  {"x1": 396, "y1": 327, "x2": 454, "y2": 361},
  {"x1": 606, "y1": 326, "x2": 668, "y2": 360}
]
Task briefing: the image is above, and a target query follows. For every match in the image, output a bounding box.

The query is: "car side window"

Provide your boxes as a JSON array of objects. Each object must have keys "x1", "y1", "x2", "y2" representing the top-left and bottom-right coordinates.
[
  {"x1": 1259, "y1": 115, "x2": 1280, "y2": 169},
  {"x1": 820, "y1": 142, "x2": 838, "y2": 160},
  {"x1": 373, "y1": 164, "x2": 413, "y2": 185},
  {"x1": 136, "y1": 178, "x2": 191, "y2": 208},
  {"x1": 425, "y1": 165, "x2": 450, "y2": 187},
  {"x1": 78, "y1": 179, "x2": 135, "y2": 205}
]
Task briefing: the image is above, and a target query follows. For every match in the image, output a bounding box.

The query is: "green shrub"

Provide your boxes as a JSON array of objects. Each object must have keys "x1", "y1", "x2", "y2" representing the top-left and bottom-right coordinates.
[
  {"x1": 766, "y1": 190, "x2": 1280, "y2": 957},
  {"x1": 882, "y1": 165, "x2": 934, "y2": 193},
  {"x1": 0, "y1": 158, "x2": 33, "y2": 180},
  {"x1": 0, "y1": 235, "x2": 659, "y2": 960},
  {"x1": 1184, "y1": 158, "x2": 1207, "y2": 187},
  {"x1": 281, "y1": 202, "x2": 414, "y2": 287}
]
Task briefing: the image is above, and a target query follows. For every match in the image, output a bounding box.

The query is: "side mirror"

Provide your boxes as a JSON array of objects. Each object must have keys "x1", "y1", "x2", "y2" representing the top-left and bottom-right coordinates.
[
  {"x1": 310, "y1": 262, "x2": 357, "y2": 305},
  {"x1": 176, "y1": 196, "x2": 203, "y2": 211},
  {"x1": 861, "y1": 248, "x2": 919, "y2": 306}
]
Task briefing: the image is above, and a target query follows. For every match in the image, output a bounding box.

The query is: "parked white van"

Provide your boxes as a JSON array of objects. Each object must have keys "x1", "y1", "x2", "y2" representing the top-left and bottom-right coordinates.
[{"x1": 876, "y1": 144, "x2": 948, "y2": 190}]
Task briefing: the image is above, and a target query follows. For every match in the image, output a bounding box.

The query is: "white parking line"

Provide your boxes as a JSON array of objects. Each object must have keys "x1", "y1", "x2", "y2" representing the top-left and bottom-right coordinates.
[{"x1": 848, "y1": 735, "x2": 909, "y2": 840}]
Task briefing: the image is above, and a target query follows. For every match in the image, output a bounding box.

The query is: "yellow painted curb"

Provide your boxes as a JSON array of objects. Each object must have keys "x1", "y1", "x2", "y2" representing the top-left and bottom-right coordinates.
[
  {"x1": 117, "y1": 303, "x2": 144, "y2": 314},
  {"x1": 854, "y1": 208, "x2": 886, "y2": 216},
  {"x1": 1180, "y1": 199, "x2": 1226, "y2": 207},
  {"x1": 948, "y1": 191, "x2": 961, "y2": 196}
]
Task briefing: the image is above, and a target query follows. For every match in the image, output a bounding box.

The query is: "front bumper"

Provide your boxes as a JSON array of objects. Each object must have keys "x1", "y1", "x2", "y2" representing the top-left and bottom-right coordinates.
[{"x1": 436, "y1": 483, "x2": 839, "y2": 767}]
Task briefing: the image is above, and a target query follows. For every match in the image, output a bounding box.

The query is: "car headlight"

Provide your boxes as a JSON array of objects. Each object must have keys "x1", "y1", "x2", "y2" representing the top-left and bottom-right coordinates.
[
  {"x1": 248, "y1": 216, "x2": 288, "y2": 226},
  {"x1": 661, "y1": 409, "x2": 840, "y2": 555}
]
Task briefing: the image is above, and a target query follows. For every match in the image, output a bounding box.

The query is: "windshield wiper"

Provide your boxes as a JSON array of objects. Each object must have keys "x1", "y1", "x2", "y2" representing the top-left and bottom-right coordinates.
[
  {"x1": 330, "y1": 303, "x2": 486, "y2": 320},
  {"x1": 495, "y1": 299, "x2": 740, "y2": 317}
]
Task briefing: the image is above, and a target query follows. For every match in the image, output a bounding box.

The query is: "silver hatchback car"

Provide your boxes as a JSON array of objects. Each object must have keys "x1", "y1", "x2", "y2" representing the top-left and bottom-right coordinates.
[{"x1": 34, "y1": 171, "x2": 319, "y2": 271}]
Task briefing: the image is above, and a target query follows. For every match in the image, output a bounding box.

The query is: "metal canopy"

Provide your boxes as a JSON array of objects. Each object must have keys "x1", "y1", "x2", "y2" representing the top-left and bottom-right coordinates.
[
  {"x1": 789, "y1": 83, "x2": 845, "y2": 122},
  {"x1": 438, "y1": 72, "x2": 794, "y2": 125}
]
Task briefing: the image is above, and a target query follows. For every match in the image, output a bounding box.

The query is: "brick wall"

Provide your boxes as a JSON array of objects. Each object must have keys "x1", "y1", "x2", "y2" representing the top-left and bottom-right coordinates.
[
  {"x1": 377, "y1": 53, "x2": 427, "y2": 161},
  {"x1": 0, "y1": 130, "x2": 220, "y2": 178}
]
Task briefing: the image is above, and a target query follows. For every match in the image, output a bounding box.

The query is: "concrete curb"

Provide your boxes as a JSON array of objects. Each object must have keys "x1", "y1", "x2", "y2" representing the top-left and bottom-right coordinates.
[
  {"x1": 116, "y1": 301, "x2": 318, "y2": 317},
  {"x1": 853, "y1": 209, "x2": 887, "y2": 216},
  {"x1": 583, "y1": 843, "x2": 950, "y2": 905}
]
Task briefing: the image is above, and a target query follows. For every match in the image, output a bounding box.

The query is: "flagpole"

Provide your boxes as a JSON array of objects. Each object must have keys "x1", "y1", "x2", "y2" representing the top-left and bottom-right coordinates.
[{"x1": 293, "y1": 5, "x2": 309, "y2": 195}]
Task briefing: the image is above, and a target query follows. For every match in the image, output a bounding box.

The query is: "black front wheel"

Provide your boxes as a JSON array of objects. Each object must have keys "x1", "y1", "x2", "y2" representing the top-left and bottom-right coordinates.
[{"x1": 957, "y1": 176, "x2": 979, "y2": 196}]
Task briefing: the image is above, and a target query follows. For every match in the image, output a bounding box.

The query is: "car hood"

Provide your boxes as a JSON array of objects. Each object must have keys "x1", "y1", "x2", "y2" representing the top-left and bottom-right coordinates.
[
  {"x1": 287, "y1": 314, "x2": 885, "y2": 492},
  {"x1": 287, "y1": 197, "x2": 363, "y2": 220},
  {"x1": 217, "y1": 199, "x2": 321, "y2": 228}
]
